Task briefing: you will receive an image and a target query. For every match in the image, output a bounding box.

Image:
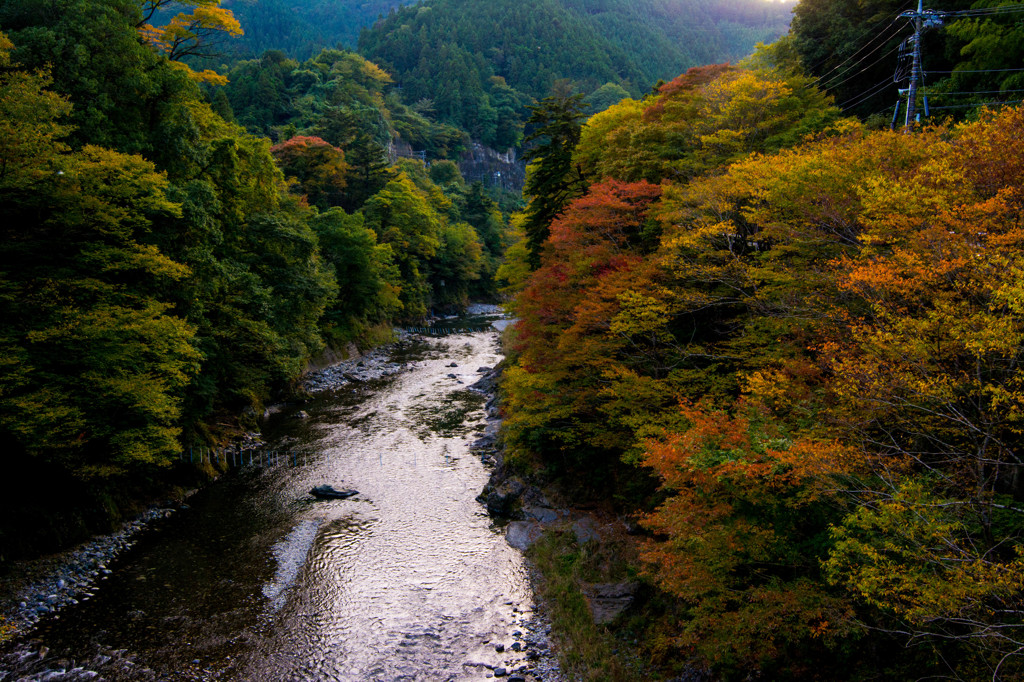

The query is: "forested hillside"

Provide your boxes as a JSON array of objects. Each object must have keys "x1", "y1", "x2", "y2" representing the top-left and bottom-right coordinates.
[
  {"x1": 500, "y1": 37, "x2": 1024, "y2": 680},
  {"x1": 221, "y1": 48, "x2": 468, "y2": 162},
  {"x1": 7, "y1": 0, "x2": 1024, "y2": 676},
  {"x1": 0, "y1": 0, "x2": 513, "y2": 558},
  {"x1": 220, "y1": 0, "x2": 409, "y2": 57},
  {"x1": 359, "y1": 0, "x2": 793, "y2": 148}
]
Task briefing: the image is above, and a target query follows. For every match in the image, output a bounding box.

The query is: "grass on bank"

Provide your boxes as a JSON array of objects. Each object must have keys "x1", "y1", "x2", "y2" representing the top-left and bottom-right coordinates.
[{"x1": 527, "y1": 525, "x2": 657, "y2": 681}]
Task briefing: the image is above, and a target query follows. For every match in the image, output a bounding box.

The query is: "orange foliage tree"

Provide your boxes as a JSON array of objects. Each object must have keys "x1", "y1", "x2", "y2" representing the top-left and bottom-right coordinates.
[
  {"x1": 639, "y1": 401, "x2": 856, "y2": 676},
  {"x1": 817, "y1": 108, "x2": 1024, "y2": 673},
  {"x1": 506, "y1": 35, "x2": 1024, "y2": 675},
  {"x1": 504, "y1": 179, "x2": 669, "y2": 474}
]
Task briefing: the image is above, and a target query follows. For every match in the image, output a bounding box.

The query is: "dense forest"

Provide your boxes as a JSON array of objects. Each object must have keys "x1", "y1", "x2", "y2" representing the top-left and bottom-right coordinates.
[
  {"x1": 0, "y1": 0, "x2": 511, "y2": 558},
  {"x1": 358, "y1": 0, "x2": 793, "y2": 148},
  {"x1": 220, "y1": 0, "x2": 409, "y2": 57},
  {"x1": 500, "y1": 15, "x2": 1024, "y2": 682},
  {"x1": 5, "y1": 0, "x2": 1024, "y2": 678}
]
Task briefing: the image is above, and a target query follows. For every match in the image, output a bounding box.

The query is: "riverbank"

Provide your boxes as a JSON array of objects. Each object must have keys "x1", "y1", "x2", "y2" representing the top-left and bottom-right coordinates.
[
  {"x1": 1, "y1": 307, "x2": 572, "y2": 681},
  {"x1": 465, "y1": 350, "x2": 565, "y2": 682},
  {"x1": 0, "y1": 505, "x2": 181, "y2": 643},
  {"x1": 480, "y1": 324, "x2": 694, "y2": 681},
  {"x1": 0, "y1": 326, "x2": 423, "y2": 644}
]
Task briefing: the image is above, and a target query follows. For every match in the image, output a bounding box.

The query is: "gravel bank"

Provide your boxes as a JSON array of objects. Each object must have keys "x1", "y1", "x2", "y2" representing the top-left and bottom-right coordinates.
[{"x1": 1, "y1": 506, "x2": 178, "y2": 641}]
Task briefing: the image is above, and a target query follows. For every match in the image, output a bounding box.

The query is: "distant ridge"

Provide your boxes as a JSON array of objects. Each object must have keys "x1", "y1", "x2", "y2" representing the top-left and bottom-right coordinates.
[
  {"x1": 357, "y1": 0, "x2": 792, "y2": 146},
  {"x1": 222, "y1": 0, "x2": 413, "y2": 57}
]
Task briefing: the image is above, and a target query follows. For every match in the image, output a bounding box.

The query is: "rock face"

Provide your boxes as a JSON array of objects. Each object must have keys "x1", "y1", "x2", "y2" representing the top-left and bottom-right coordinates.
[
  {"x1": 458, "y1": 143, "x2": 526, "y2": 193},
  {"x1": 581, "y1": 582, "x2": 638, "y2": 625},
  {"x1": 505, "y1": 521, "x2": 543, "y2": 551},
  {"x1": 486, "y1": 478, "x2": 525, "y2": 516}
]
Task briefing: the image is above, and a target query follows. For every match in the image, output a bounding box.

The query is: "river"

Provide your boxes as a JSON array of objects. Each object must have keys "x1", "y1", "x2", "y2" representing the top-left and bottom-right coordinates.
[{"x1": 1, "y1": 312, "x2": 558, "y2": 681}]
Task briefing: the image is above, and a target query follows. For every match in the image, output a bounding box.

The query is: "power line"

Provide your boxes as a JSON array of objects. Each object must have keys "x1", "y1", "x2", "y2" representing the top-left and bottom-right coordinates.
[
  {"x1": 870, "y1": 102, "x2": 898, "y2": 119},
  {"x1": 813, "y1": 19, "x2": 907, "y2": 88},
  {"x1": 946, "y1": 5, "x2": 1024, "y2": 17},
  {"x1": 928, "y1": 67, "x2": 1024, "y2": 74},
  {"x1": 805, "y1": 1, "x2": 917, "y2": 79},
  {"x1": 929, "y1": 100, "x2": 1024, "y2": 110},
  {"x1": 822, "y1": 44, "x2": 903, "y2": 93},
  {"x1": 899, "y1": 0, "x2": 929, "y2": 127},
  {"x1": 840, "y1": 76, "x2": 898, "y2": 109},
  {"x1": 930, "y1": 89, "x2": 1024, "y2": 96}
]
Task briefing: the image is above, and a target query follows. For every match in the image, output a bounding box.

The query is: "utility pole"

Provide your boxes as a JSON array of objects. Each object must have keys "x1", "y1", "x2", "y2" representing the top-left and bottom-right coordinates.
[
  {"x1": 896, "y1": 0, "x2": 943, "y2": 130},
  {"x1": 905, "y1": 0, "x2": 924, "y2": 127}
]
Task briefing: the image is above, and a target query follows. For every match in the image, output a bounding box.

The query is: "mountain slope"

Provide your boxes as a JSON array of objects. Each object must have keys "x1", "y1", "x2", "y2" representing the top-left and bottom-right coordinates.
[
  {"x1": 222, "y1": 0, "x2": 411, "y2": 57},
  {"x1": 357, "y1": 0, "x2": 793, "y2": 147}
]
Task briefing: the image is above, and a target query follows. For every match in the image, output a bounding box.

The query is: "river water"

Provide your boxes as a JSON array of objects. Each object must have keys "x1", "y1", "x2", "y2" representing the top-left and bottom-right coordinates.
[{"x1": 2, "y1": 316, "x2": 554, "y2": 681}]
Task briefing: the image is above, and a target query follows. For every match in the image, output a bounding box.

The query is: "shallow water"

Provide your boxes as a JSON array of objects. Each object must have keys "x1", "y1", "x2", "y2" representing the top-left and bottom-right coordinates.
[{"x1": 4, "y1": 323, "x2": 546, "y2": 680}]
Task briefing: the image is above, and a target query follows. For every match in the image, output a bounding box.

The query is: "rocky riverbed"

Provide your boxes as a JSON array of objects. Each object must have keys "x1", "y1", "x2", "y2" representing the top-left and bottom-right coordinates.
[
  {"x1": 300, "y1": 334, "x2": 413, "y2": 395},
  {"x1": 0, "y1": 507, "x2": 177, "y2": 641},
  {"x1": 1, "y1": 312, "x2": 566, "y2": 681}
]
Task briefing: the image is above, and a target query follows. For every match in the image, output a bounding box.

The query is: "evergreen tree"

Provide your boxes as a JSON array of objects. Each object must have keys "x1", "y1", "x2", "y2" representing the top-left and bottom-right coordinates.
[
  {"x1": 521, "y1": 92, "x2": 589, "y2": 267},
  {"x1": 343, "y1": 129, "x2": 393, "y2": 212}
]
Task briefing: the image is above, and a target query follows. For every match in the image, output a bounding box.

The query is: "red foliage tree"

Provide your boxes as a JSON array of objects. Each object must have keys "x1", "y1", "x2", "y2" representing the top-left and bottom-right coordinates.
[{"x1": 270, "y1": 135, "x2": 348, "y2": 209}]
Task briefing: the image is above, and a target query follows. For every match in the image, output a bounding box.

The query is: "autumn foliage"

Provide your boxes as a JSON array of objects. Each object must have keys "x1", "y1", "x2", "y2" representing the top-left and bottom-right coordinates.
[
  {"x1": 505, "y1": 52, "x2": 1024, "y2": 678},
  {"x1": 270, "y1": 136, "x2": 349, "y2": 209},
  {"x1": 137, "y1": 0, "x2": 242, "y2": 85}
]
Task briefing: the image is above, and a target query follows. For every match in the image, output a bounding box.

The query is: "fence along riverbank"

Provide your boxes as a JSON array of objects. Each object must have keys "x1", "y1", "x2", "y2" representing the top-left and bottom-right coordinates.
[
  {"x1": 402, "y1": 325, "x2": 494, "y2": 336},
  {"x1": 181, "y1": 447, "x2": 309, "y2": 468}
]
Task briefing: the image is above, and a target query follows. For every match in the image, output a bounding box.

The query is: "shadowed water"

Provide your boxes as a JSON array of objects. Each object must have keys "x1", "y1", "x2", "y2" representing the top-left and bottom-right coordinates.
[{"x1": 3, "y1": 322, "x2": 547, "y2": 680}]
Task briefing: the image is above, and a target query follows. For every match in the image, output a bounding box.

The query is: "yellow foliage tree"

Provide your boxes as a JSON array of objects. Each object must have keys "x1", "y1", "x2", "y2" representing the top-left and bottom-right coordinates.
[{"x1": 136, "y1": 0, "x2": 242, "y2": 85}]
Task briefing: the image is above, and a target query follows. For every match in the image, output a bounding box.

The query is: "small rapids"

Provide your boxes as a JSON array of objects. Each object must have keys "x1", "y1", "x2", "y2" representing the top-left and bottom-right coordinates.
[{"x1": 1, "y1": 313, "x2": 560, "y2": 681}]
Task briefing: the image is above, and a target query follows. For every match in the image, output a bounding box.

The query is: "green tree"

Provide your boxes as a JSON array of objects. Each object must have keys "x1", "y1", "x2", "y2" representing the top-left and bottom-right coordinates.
[
  {"x1": 0, "y1": 39, "x2": 200, "y2": 478},
  {"x1": 432, "y1": 223, "x2": 484, "y2": 309},
  {"x1": 521, "y1": 92, "x2": 590, "y2": 267},
  {"x1": 312, "y1": 208, "x2": 402, "y2": 342},
  {"x1": 361, "y1": 173, "x2": 443, "y2": 319}
]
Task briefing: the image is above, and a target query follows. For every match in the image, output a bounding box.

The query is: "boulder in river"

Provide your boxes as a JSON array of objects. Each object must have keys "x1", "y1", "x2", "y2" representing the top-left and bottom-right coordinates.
[
  {"x1": 310, "y1": 485, "x2": 358, "y2": 500},
  {"x1": 486, "y1": 478, "x2": 525, "y2": 516}
]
